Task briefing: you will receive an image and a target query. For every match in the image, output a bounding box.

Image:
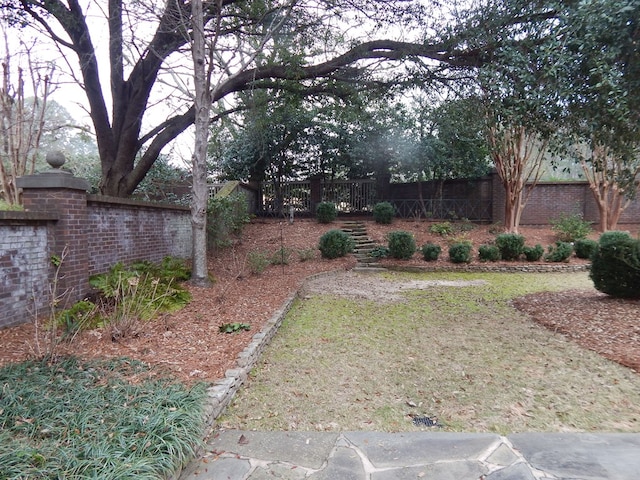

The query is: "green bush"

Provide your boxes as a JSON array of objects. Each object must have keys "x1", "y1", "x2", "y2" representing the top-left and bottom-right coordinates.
[
  {"x1": 544, "y1": 241, "x2": 573, "y2": 262},
  {"x1": 523, "y1": 244, "x2": 544, "y2": 261},
  {"x1": 207, "y1": 193, "x2": 251, "y2": 249},
  {"x1": 478, "y1": 244, "x2": 501, "y2": 262},
  {"x1": 247, "y1": 250, "x2": 270, "y2": 274},
  {"x1": 429, "y1": 221, "x2": 454, "y2": 236},
  {"x1": 372, "y1": 201, "x2": 395, "y2": 224},
  {"x1": 421, "y1": 243, "x2": 442, "y2": 261},
  {"x1": 387, "y1": 230, "x2": 417, "y2": 260},
  {"x1": 316, "y1": 202, "x2": 337, "y2": 223},
  {"x1": 550, "y1": 213, "x2": 593, "y2": 242},
  {"x1": 368, "y1": 245, "x2": 389, "y2": 259},
  {"x1": 495, "y1": 233, "x2": 525, "y2": 261},
  {"x1": 448, "y1": 241, "x2": 472, "y2": 264},
  {"x1": 270, "y1": 247, "x2": 291, "y2": 265},
  {"x1": 590, "y1": 233, "x2": 640, "y2": 298},
  {"x1": 574, "y1": 238, "x2": 598, "y2": 259},
  {"x1": 318, "y1": 229, "x2": 354, "y2": 259}
]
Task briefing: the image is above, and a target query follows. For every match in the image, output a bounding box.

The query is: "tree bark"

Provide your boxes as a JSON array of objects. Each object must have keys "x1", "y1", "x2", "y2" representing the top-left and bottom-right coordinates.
[{"x1": 189, "y1": 0, "x2": 212, "y2": 287}]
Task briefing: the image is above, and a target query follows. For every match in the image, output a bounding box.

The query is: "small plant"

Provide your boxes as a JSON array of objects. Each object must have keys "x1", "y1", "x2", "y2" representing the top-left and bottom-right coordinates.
[
  {"x1": 550, "y1": 213, "x2": 593, "y2": 242},
  {"x1": 372, "y1": 201, "x2": 395, "y2": 224},
  {"x1": 318, "y1": 229, "x2": 354, "y2": 259},
  {"x1": 316, "y1": 202, "x2": 337, "y2": 223},
  {"x1": 421, "y1": 243, "x2": 441, "y2": 261},
  {"x1": 368, "y1": 245, "x2": 389, "y2": 259},
  {"x1": 270, "y1": 246, "x2": 291, "y2": 265},
  {"x1": 247, "y1": 250, "x2": 271, "y2": 274},
  {"x1": 0, "y1": 199, "x2": 23, "y2": 211},
  {"x1": 448, "y1": 241, "x2": 472, "y2": 264},
  {"x1": 488, "y1": 222, "x2": 503, "y2": 234},
  {"x1": 590, "y1": 232, "x2": 640, "y2": 298},
  {"x1": 495, "y1": 233, "x2": 525, "y2": 261},
  {"x1": 523, "y1": 244, "x2": 544, "y2": 261},
  {"x1": 429, "y1": 222, "x2": 454, "y2": 236},
  {"x1": 55, "y1": 300, "x2": 98, "y2": 337},
  {"x1": 219, "y1": 322, "x2": 251, "y2": 333},
  {"x1": 297, "y1": 248, "x2": 316, "y2": 262},
  {"x1": 387, "y1": 230, "x2": 416, "y2": 260},
  {"x1": 544, "y1": 241, "x2": 573, "y2": 262},
  {"x1": 574, "y1": 238, "x2": 598, "y2": 259},
  {"x1": 478, "y1": 244, "x2": 501, "y2": 262}
]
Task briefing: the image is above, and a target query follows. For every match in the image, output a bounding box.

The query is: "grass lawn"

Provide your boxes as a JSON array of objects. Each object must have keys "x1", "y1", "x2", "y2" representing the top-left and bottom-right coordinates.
[
  {"x1": 219, "y1": 271, "x2": 640, "y2": 433},
  {"x1": 0, "y1": 357, "x2": 207, "y2": 479}
]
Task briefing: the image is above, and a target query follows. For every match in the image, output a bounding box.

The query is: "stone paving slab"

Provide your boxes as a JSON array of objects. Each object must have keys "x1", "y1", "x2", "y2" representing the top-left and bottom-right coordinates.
[{"x1": 180, "y1": 431, "x2": 640, "y2": 480}]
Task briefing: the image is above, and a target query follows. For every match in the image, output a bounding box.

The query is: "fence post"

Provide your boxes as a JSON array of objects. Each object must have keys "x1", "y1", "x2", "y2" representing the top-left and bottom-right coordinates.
[{"x1": 17, "y1": 151, "x2": 91, "y2": 308}]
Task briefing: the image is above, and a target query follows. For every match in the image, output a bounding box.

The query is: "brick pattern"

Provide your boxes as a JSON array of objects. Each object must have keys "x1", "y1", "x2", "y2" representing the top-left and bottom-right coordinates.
[{"x1": 0, "y1": 223, "x2": 53, "y2": 329}]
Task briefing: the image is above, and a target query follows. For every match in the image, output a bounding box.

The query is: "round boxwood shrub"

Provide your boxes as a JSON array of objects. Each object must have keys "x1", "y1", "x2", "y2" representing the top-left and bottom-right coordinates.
[
  {"x1": 387, "y1": 230, "x2": 416, "y2": 259},
  {"x1": 448, "y1": 241, "x2": 472, "y2": 264},
  {"x1": 574, "y1": 238, "x2": 598, "y2": 259},
  {"x1": 478, "y1": 244, "x2": 500, "y2": 262},
  {"x1": 318, "y1": 229, "x2": 354, "y2": 259},
  {"x1": 544, "y1": 241, "x2": 573, "y2": 262},
  {"x1": 523, "y1": 244, "x2": 544, "y2": 262},
  {"x1": 373, "y1": 201, "x2": 395, "y2": 224},
  {"x1": 316, "y1": 202, "x2": 337, "y2": 224},
  {"x1": 421, "y1": 243, "x2": 441, "y2": 261},
  {"x1": 590, "y1": 233, "x2": 640, "y2": 298},
  {"x1": 495, "y1": 233, "x2": 525, "y2": 261}
]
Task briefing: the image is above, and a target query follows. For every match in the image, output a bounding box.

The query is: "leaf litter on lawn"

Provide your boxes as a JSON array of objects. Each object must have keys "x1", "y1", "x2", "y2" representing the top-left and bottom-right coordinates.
[{"x1": 218, "y1": 271, "x2": 640, "y2": 434}]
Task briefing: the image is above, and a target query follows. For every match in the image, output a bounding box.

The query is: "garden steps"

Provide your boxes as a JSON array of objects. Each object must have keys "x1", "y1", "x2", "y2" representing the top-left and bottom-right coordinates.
[{"x1": 341, "y1": 221, "x2": 386, "y2": 271}]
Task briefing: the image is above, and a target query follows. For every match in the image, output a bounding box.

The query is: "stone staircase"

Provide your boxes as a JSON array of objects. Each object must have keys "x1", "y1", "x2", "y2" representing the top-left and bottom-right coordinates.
[{"x1": 341, "y1": 220, "x2": 386, "y2": 271}]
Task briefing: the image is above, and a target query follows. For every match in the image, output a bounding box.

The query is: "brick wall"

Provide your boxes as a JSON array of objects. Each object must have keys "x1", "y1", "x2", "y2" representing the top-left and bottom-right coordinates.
[
  {"x1": 1, "y1": 171, "x2": 192, "y2": 329},
  {"x1": 86, "y1": 196, "x2": 191, "y2": 276}
]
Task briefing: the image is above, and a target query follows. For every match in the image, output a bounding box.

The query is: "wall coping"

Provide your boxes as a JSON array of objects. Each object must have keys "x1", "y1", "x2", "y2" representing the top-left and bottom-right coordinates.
[
  {"x1": 87, "y1": 194, "x2": 190, "y2": 212},
  {"x1": 0, "y1": 211, "x2": 58, "y2": 222},
  {"x1": 16, "y1": 171, "x2": 90, "y2": 191}
]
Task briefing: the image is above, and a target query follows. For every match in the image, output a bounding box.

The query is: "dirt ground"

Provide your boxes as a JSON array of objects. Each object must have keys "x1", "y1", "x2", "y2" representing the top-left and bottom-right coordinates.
[{"x1": 1, "y1": 218, "x2": 638, "y2": 382}]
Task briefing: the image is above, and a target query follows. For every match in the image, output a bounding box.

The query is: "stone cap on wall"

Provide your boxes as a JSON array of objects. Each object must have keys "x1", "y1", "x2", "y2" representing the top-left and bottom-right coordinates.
[{"x1": 16, "y1": 171, "x2": 90, "y2": 191}]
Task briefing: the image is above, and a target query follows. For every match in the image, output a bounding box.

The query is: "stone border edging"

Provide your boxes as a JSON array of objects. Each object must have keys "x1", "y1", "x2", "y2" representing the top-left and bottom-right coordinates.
[{"x1": 384, "y1": 263, "x2": 590, "y2": 274}]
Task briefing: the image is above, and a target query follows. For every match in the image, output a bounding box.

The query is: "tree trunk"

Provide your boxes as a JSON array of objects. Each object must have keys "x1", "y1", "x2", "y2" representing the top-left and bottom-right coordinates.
[{"x1": 189, "y1": 0, "x2": 212, "y2": 287}]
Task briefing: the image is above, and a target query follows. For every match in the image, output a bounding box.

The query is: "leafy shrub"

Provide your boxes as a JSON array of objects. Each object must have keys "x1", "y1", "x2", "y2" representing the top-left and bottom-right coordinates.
[
  {"x1": 495, "y1": 233, "x2": 525, "y2": 261},
  {"x1": 247, "y1": 250, "x2": 270, "y2": 274},
  {"x1": 478, "y1": 244, "x2": 501, "y2": 262},
  {"x1": 297, "y1": 248, "x2": 316, "y2": 262},
  {"x1": 429, "y1": 222, "x2": 454, "y2": 236},
  {"x1": 318, "y1": 229, "x2": 354, "y2": 259},
  {"x1": 523, "y1": 244, "x2": 544, "y2": 261},
  {"x1": 448, "y1": 241, "x2": 472, "y2": 263},
  {"x1": 387, "y1": 230, "x2": 417, "y2": 259},
  {"x1": 270, "y1": 247, "x2": 291, "y2": 265},
  {"x1": 574, "y1": 238, "x2": 598, "y2": 259},
  {"x1": 219, "y1": 322, "x2": 251, "y2": 333},
  {"x1": 316, "y1": 202, "x2": 337, "y2": 223},
  {"x1": 550, "y1": 213, "x2": 593, "y2": 242},
  {"x1": 207, "y1": 192, "x2": 250, "y2": 249},
  {"x1": 368, "y1": 245, "x2": 389, "y2": 259},
  {"x1": 590, "y1": 233, "x2": 640, "y2": 298},
  {"x1": 372, "y1": 201, "x2": 395, "y2": 224},
  {"x1": 55, "y1": 300, "x2": 98, "y2": 336},
  {"x1": 544, "y1": 241, "x2": 573, "y2": 262},
  {"x1": 421, "y1": 243, "x2": 441, "y2": 261}
]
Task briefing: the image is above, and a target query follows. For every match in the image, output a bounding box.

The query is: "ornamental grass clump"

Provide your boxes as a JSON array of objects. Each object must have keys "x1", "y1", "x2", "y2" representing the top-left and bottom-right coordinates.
[
  {"x1": 318, "y1": 229, "x2": 354, "y2": 259},
  {"x1": 0, "y1": 357, "x2": 207, "y2": 479},
  {"x1": 387, "y1": 230, "x2": 416, "y2": 259}
]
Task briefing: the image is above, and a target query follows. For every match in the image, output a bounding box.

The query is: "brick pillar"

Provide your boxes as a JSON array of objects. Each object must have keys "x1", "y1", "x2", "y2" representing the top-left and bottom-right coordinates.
[{"x1": 17, "y1": 151, "x2": 90, "y2": 307}]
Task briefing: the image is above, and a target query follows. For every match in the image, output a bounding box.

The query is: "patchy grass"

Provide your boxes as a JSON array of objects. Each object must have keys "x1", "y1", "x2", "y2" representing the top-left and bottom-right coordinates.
[
  {"x1": 0, "y1": 357, "x2": 207, "y2": 479},
  {"x1": 219, "y1": 272, "x2": 640, "y2": 433}
]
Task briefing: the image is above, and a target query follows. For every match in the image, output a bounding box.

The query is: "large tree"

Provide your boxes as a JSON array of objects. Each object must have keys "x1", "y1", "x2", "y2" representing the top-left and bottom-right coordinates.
[{"x1": 2, "y1": 0, "x2": 488, "y2": 197}]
